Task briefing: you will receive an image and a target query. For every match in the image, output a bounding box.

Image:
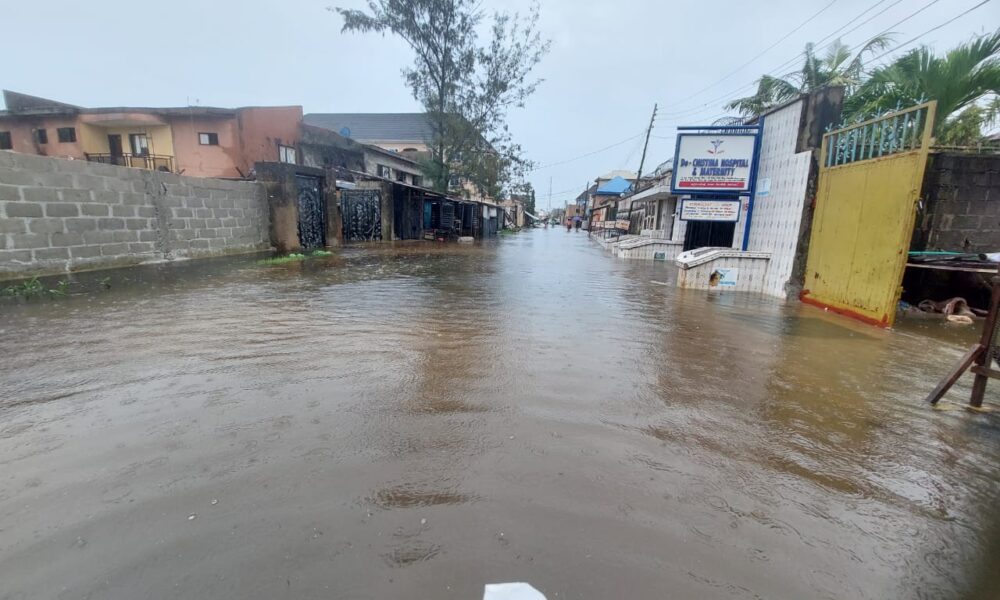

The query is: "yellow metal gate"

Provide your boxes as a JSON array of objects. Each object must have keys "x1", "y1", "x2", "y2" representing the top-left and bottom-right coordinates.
[{"x1": 801, "y1": 102, "x2": 936, "y2": 327}]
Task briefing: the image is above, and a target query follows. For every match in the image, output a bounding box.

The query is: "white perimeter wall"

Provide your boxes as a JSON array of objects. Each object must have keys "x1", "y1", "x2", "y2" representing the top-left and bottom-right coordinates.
[{"x1": 745, "y1": 99, "x2": 812, "y2": 298}]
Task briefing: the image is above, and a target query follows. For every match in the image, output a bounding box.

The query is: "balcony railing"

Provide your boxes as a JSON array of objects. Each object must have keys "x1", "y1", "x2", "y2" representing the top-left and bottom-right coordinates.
[{"x1": 85, "y1": 153, "x2": 174, "y2": 172}]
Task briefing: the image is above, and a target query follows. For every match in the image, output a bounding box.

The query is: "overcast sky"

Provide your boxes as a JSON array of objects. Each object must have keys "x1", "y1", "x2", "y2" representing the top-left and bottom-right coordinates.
[{"x1": 5, "y1": 0, "x2": 997, "y2": 208}]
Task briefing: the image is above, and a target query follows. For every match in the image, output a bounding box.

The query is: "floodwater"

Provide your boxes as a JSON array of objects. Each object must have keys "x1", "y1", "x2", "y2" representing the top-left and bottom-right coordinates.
[{"x1": 1, "y1": 228, "x2": 999, "y2": 600}]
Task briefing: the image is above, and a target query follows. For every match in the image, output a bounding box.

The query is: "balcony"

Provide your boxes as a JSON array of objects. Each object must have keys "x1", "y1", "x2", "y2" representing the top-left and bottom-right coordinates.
[{"x1": 85, "y1": 153, "x2": 174, "y2": 172}]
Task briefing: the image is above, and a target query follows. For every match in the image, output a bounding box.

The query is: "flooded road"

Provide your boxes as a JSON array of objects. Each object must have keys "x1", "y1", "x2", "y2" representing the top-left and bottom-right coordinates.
[{"x1": 1, "y1": 228, "x2": 999, "y2": 599}]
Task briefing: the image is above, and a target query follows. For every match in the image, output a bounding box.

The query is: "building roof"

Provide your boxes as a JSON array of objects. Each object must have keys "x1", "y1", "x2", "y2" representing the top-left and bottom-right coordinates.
[
  {"x1": 597, "y1": 169, "x2": 636, "y2": 181},
  {"x1": 594, "y1": 176, "x2": 632, "y2": 196},
  {"x1": 0, "y1": 90, "x2": 296, "y2": 119},
  {"x1": 299, "y1": 123, "x2": 419, "y2": 166},
  {"x1": 303, "y1": 113, "x2": 433, "y2": 143},
  {"x1": 3, "y1": 90, "x2": 80, "y2": 113}
]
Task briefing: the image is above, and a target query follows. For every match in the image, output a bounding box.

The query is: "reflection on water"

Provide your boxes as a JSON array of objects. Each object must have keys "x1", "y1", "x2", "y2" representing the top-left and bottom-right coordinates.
[{"x1": 0, "y1": 230, "x2": 998, "y2": 599}]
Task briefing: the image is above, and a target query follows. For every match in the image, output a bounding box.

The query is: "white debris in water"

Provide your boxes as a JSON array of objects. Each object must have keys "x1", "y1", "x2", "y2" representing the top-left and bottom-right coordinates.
[
  {"x1": 420, "y1": 518, "x2": 427, "y2": 525},
  {"x1": 188, "y1": 514, "x2": 197, "y2": 521},
  {"x1": 211, "y1": 499, "x2": 219, "y2": 505},
  {"x1": 484, "y1": 582, "x2": 546, "y2": 599}
]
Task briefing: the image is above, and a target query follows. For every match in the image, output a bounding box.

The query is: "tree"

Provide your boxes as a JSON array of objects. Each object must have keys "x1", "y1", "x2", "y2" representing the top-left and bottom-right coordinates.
[
  {"x1": 726, "y1": 37, "x2": 892, "y2": 117},
  {"x1": 510, "y1": 181, "x2": 536, "y2": 215},
  {"x1": 844, "y1": 31, "x2": 1000, "y2": 142},
  {"x1": 333, "y1": 0, "x2": 550, "y2": 198}
]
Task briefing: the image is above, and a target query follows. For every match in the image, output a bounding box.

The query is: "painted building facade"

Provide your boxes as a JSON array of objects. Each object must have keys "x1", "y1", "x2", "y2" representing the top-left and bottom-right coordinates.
[{"x1": 0, "y1": 90, "x2": 302, "y2": 179}]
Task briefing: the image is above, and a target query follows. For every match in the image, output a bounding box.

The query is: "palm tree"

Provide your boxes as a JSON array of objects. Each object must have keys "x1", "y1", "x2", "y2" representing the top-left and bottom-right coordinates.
[
  {"x1": 725, "y1": 36, "x2": 892, "y2": 118},
  {"x1": 844, "y1": 30, "x2": 1000, "y2": 140}
]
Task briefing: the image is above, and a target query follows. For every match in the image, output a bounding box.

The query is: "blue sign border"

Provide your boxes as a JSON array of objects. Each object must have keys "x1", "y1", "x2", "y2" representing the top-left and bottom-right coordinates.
[
  {"x1": 679, "y1": 197, "x2": 741, "y2": 223},
  {"x1": 669, "y1": 123, "x2": 764, "y2": 251},
  {"x1": 670, "y1": 131, "x2": 760, "y2": 196}
]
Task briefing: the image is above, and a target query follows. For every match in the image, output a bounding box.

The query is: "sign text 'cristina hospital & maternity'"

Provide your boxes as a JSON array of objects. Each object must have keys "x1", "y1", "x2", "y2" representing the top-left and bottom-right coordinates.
[{"x1": 672, "y1": 134, "x2": 757, "y2": 193}]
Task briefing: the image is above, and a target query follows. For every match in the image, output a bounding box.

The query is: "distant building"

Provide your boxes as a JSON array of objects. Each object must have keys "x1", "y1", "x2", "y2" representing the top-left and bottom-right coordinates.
[
  {"x1": 0, "y1": 90, "x2": 301, "y2": 179},
  {"x1": 501, "y1": 194, "x2": 538, "y2": 228},
  {"x1": 303, "y1": 112, "x2": 432, "y2": 156},
  {"x1": 299, "y1": 124, "x2": 424, "y2": 187},
  {"x1": 304, "y1": 112, "x2": 492, "y2": 201}
]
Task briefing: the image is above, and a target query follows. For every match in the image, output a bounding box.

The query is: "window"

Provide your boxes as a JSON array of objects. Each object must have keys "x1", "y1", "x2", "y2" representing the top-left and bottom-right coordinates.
[
  {"x1": 377, "y1": 164, "x2": 391, "y2": 178},
  {"x1": 35, "y1": 129, "x2": 48, "y2": 144},
  {"x1": 198, "y1": 132, "x2": 219, "y2": 146},
  {"x1": 129, "y1": 133, "x2": 150, "y2": 156},
  {"x1": 0, "y1": 131, "x2": 11, "y2": 150},
  {"x1": 412, "y1": 175, "x2": 422, "y2": 187},
  {"x1": 279, "y1": 144, "x2": 296, "y2": 164},
  {"x1": 396, "y1": 170, "x2": 407, "y2": 182},
  {"x1": 57, "y1": 127, "x2": 76, "y2": 143}
]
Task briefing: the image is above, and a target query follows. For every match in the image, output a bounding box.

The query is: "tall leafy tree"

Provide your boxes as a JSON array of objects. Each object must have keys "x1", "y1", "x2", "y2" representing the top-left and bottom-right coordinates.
[
  {"x1": 726, "y1": 37, "x2": 891, "y2": 117},
  {"x1": 333, "y1": 0, "x2": 550, "y2": 197},
  {"x1": 845, "y1": 31, "x2": 1000, "y2": 144}
]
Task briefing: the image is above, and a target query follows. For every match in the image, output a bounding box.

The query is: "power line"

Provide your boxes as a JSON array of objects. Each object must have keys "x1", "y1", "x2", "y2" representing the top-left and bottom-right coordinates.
[
  {"x1": 653, "y1": 0, "x2": 973, "y2": 144},
  {"x1": 676, "y1": 0, "x2": 842, "y2": 104},
  {"x1": 656, "y1": 0, "x2": 912, "y2": 119},
  {"x1": 866, "y1": 0, "x2": 992, "y2": 63},
  {"x1": 542, "y1": 0, "x2": 988, "y2": 186},
  {"x1": 620, "y1": 132, "x2": 646, "y2": 168},
  {"x1": 654, "y1": 0, "x2": 954, "y2": 132},
  {"x1": 528, "y1": 130, "x2": 645, "y2": 172}
]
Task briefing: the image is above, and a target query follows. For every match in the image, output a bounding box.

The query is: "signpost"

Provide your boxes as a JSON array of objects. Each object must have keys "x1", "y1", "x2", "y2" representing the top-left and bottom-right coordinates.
[
  {"x1": 671, "y1": 134, "x2": 757, "y2": 194},
  {"x1": 671, "y1": 124, "x2": 762, "y2": 251},
  {"x1": 679, "y1": 198, "x2": 740, "y2": 222}
]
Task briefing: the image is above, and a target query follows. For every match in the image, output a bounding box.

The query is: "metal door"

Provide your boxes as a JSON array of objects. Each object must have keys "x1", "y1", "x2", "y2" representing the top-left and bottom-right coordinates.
[
  {"x1": 296, "y1": 175, "x2": 325, "y2": 250},
  {"x1": 683, "y1": 220, "x2": 735, "y2": 251},
  {"x1": 342, "y1": 189, "x2": 382, "y2": 242},
  {"x1": 802, "y1": 102, "x2": 936, "y2": 327}
]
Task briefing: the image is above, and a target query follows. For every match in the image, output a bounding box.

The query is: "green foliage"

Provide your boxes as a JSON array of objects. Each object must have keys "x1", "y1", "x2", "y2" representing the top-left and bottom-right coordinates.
[
  {"x1": 725, "y1": 30, "x2": 1000, "y2": 144},
  {"x1": 938, "y1": 105, "x2": 990, "y2": 146},
  {"x1": 334, "y1": 0, "x2": 550, "y2": 198},
  {"x1": 726, "y1": 36, "x2": 892, "y2": 117},
  {"x1": 1, "y1": 277, "x2": 70, "y2": 300},
  {"x1": 257, "y1": 250, "x2": 333, "y2": 265},
  {"x1": 845, "y1": 31, "x2": 1000, "y2": 134},
  {"x1": 509, "y1": 181, "x2": 536, "y2": 216}
]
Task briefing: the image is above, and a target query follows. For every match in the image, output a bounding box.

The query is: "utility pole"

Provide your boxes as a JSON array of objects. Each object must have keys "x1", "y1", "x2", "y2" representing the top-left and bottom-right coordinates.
[{"x1": 634, "y1": 103, "x2": 658, "y2": 193}]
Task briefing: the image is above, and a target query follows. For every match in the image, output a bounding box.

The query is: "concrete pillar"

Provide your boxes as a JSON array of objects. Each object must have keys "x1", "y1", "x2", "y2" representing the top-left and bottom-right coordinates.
[
  {"x1": 380, "y1": 182, "x2": 393, "y2": 242},
  {"x1": 264, "y1": 176, "x2": 300, "y2": 253},
  {"x1": 325, "y1": 186, "x2": 342, "y2": 247}
]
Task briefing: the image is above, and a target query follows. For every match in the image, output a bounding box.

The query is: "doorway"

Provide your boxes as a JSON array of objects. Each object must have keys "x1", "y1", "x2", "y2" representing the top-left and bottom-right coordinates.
[
  {"x1": 107, "y1": 134, "x2": 124, "y2": 165},
  {"x1": 341, "y1": 189, "x2": 382, "y2": 242},
  {"x1": 683, "y1": 220, "x2": 736, "y2": 251},
  {"x1": 295, "y1": 175, "x2": 325, "y2": 250}
]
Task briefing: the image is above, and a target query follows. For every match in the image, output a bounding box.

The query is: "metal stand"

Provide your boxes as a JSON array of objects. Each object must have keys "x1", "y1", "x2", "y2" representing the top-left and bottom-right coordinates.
[{"x1": 926, "y1": 274, "x2": 1000, "y2": 407}]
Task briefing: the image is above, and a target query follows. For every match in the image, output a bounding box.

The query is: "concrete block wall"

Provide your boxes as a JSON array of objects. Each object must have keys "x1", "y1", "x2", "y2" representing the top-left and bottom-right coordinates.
[
  {"x1": 915, "y1": 153, "x2": 1000, "y2": 253},
  {"x1": 0, "y1": 151, "x2": 270, "y2": 279}
]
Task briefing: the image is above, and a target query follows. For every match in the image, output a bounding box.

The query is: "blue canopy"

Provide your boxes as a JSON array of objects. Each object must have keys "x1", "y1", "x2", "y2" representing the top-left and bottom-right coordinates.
[{"x1": 594, "y1": 176, "x2": 632, "y2": 196}]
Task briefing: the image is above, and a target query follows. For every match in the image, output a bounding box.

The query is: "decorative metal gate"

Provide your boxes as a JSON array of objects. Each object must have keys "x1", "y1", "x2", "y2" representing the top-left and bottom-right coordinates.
[
  {"x1": 342, "y1": 189, "x2": 382, "y2": 242},
  {"x1": 801, "y1": 102, "x2": 936, "y2": 327},
  {"x1": 296, "y1": 175, "x2": 325, "y2": 250}
]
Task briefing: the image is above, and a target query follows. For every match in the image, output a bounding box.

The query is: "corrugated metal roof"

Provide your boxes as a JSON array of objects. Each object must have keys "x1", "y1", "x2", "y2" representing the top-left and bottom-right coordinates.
[
  {"x1": 303, "y1": 113, "x2": 433, "y2": 143},
  {"x1": 594, "y1": 176, "x2": 632, "y2": 195}
]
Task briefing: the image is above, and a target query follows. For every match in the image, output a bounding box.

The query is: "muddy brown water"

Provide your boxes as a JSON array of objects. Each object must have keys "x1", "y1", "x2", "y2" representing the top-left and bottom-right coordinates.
[{"x1": 1, "y1": 228, "x2": 999, "y2": 599}]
